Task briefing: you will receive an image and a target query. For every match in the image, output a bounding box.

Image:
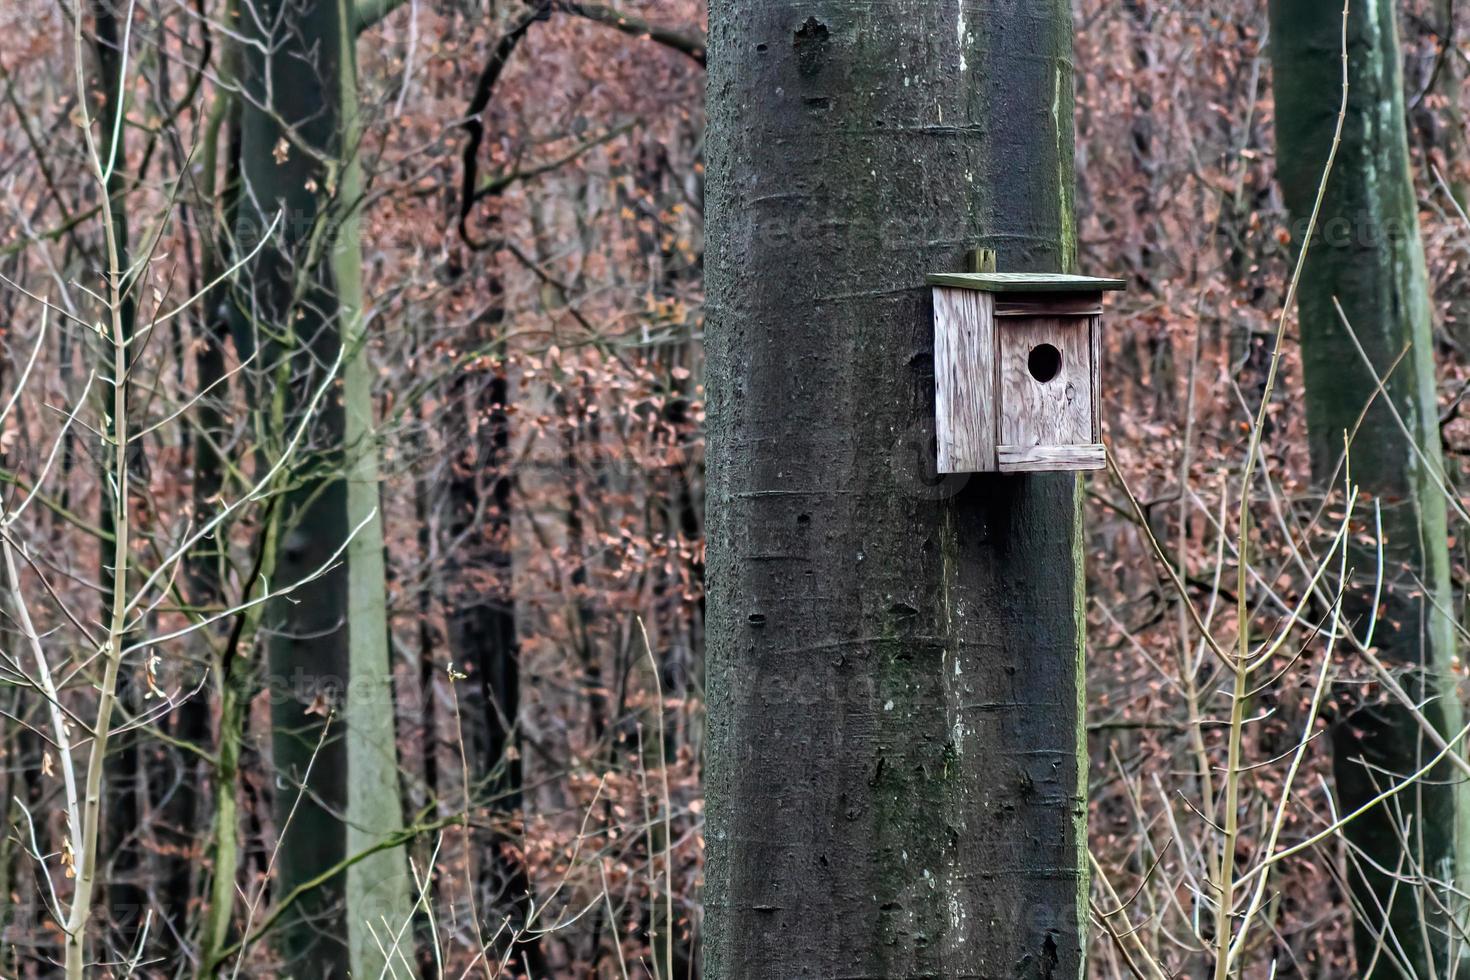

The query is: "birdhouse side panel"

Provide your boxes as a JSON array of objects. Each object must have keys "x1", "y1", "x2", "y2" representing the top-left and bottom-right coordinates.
[
  {"x1": 996, "y1": 316, "x2": 1094, "y2": 449},
  {"x1": 933, "y1": 287, "x2": 996, "y2": 473}
]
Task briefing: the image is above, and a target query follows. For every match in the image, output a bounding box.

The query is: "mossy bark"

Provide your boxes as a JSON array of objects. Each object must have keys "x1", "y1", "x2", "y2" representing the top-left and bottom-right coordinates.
[
  {"x1": 239, "y1": 0, "x2": 351, "y2": 968},
  {"x1": 239, "y1": 0, "x2": 410, "y2": 973},
  {"x1": 704, "y1": 1, "x2": 1088, "y2": 976},
  {"x1": 330, "y1": 1, "x2": 415, "y2": 973},
  {"x1": 1271, "y1": 1, "x2": 1466, "y2": 974},
  {"x1": 197, "y1": 31, "x2": 246, "y2": 974}
]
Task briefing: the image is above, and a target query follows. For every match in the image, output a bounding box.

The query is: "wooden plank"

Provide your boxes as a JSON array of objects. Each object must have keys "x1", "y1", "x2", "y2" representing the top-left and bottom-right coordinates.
[
  {"x1": 964, "y1": 247, "x2": 997, "y2": 273},
  {"x1": 933, "y1": 286, "x2": 995, "y2": 472},
  {"x1": 997, "y1": 443, "x2": 1105, "y2": 472},
  {"x1": 926, "y1": 271, "x2": 1126, "y2": 293},
  {"x1": 1089, "y1": 314, "x2": 1101, "y2": 440},
  {"x1": 996, "y1": 316, "x2": 1094, "y2": 449},
  {"x1": 995, "y1": 294, "x2": 1102, "y2": 317}
]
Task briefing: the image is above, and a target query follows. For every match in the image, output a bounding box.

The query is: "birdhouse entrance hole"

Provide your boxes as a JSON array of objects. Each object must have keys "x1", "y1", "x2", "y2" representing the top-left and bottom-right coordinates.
[{"x1": 1028, "y1": 344, "x2": 1061, "y2": 383}]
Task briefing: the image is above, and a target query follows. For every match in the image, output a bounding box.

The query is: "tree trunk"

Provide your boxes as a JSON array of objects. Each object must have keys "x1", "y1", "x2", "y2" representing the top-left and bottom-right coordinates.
[
  {"x1": 704, "y1": 2, "x2": 1089, "y2": 977},
  {"x1": 449, "y1": 103, "x2": 546, "y2": 970},
  {"x1": 444, "y1": 339, "x2": 548, "y2": 976},
  {"x1": 238, "y1": 0, "x2": 409, "y2": 972},
  {"x1": 239, "y1": 4, "x2": 352, "y2": 959},
  {"x1": 1271, "y1": 2, "x2": 1466, "y2": 975},
  {"x1": 331, "y1": 1, "x2": 416, "y2": 971}
]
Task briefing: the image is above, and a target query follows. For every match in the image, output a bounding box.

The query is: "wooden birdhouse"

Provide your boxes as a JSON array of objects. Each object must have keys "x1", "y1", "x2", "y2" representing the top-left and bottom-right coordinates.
[{"x1": 927, "y1": 271, "x2": 1126, "y2": 474}]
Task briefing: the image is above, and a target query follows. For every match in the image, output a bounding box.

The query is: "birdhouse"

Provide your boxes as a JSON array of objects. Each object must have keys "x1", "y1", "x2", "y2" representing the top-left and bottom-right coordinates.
[{"x1": 927, "y1": 271, "x2": 1126, "y2": 474}]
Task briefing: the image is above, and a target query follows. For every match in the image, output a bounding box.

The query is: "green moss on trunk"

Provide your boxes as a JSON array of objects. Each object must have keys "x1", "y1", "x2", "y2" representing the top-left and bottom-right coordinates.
[{"x1": 238, "y1": 0, "x2": 410, "y2": 972}]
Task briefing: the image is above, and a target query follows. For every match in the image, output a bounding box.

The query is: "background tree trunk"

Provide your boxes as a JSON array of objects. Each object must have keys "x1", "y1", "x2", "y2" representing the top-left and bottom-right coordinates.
[
  {"x1": 444, "y1": 345, "x2": 547, "y2": 975},
  {"x1": 704, "y1": 1, "x2": 1090, "y2": 976},
  {"x1": 1271, "y1": 1, "x2": 1467, "y2": 974},
  {"x1": 238, "y1": 0, "x2": 414, "y2": 968},
  {"x1": 332, "y1": 2, "x2": 416, "y2": 971},
  {"x1": 239, "y1": 0, "x2": 351, "y2": 972}
]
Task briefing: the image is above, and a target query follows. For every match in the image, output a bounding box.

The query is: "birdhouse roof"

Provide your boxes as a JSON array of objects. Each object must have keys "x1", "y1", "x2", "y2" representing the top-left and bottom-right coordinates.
[{"x1": 926, "y1": 272, "x2": 1127, "y2": 292}]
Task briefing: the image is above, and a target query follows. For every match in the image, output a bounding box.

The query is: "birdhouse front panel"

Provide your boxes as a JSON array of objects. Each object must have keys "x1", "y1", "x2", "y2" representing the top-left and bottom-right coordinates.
[
  {"x1": 927, "y1": 271, "x2": 1125, "y2": 474},
  {"x1": 996, "y1": 314, "x2": 1096, "y2": 464}
]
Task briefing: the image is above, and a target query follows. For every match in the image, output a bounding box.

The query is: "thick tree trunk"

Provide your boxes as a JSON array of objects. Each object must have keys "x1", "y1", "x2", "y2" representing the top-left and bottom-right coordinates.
[
  {"x1": 239, "y1": 1, "x2": 353, "y2": 952},
  {"x1": 331, "y1": 3, "x2": 416, "y2": 971},
  {"x1": 704, "y1": 2, "x2": 1089, "y2": 977},
  {"x1": 1271, "y1": 2, "x2": 1467, "y2": 975},
  {"x1": 239, "y1": 0, "x2": 409, "y2": 972}
]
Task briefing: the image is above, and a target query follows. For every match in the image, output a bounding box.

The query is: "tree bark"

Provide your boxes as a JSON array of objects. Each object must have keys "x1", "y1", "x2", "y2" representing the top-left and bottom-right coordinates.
[
  {"x1": 704, "y1": 2, "x2": 1089, "y2": 977},
  {"x1": 1271, "y1": 2, "x2": 1466, "y2": 975},
  {"x1": 238, "y1": 0, "x2": 411, "y2": 972},
  {"x1": 239, "y1": 0, "x2": 353, "y2": 955},
  {"x1": 443, "y1": 329, "x2": 548, "y2": 976},
  {"x1": 331, "y1": 0, "x2": 416, "y2": 970}
]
